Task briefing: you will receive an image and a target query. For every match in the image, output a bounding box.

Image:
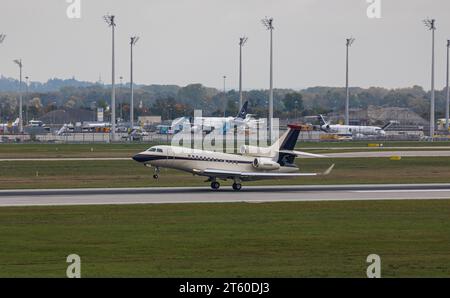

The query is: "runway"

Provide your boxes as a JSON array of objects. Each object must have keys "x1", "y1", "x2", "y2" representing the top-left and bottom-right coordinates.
[
  {"x1": 1, "y1": 184, "x2": 450, "y2": 207},
  {"x1": 1, "y1": 150, "x2": 450, "y2": 161},
  {"x1": 326, "y1": 150, "x2": 450, "y2": 158}
]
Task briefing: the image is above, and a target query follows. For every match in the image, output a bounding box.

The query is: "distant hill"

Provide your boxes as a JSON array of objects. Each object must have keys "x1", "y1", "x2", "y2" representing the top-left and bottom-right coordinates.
[{"x1": 0, "y1": 76, "x2": 96, "y2": 92}]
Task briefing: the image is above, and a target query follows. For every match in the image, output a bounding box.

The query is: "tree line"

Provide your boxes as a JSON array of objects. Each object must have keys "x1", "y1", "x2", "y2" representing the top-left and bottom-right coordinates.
[{"x1": 0, "y1": 78, "x2": 447, "y2": 123}]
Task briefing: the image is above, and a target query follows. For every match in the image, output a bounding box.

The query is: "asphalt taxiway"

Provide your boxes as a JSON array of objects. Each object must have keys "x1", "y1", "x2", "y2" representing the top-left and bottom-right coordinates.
[{"x1": 1, "y1": 184, "x2": 450, "y2": 207}]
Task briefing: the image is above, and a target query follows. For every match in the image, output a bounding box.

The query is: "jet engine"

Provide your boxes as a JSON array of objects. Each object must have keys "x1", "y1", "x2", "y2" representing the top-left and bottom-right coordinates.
[
  {"x1": 320, "y1": 124, "x2": 330, "y2": 132},
  {"x1": 252, "y1": 158, "x2": 280, "y2": 170}
]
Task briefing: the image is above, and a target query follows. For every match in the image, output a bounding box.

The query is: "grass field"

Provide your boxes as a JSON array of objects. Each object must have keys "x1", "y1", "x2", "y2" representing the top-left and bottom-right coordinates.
[
  {"x1": 1, "y1": 141, "x2": 450, "y2": 158},
  {"x1": 0, "y1": 200, "x2": 449, "y2": 277},
  {"x1": 1, "y1": 157, "x2": 450, "y2": 189}
]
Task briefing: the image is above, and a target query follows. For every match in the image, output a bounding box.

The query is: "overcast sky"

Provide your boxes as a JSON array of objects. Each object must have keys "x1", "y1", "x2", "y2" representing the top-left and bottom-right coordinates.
[{"x1": 0, "y1": 0, "x2": 449, "y2": 90}]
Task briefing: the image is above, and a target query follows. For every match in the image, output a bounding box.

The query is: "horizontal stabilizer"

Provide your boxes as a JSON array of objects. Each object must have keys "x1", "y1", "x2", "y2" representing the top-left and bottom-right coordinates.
[{"x1": 278, "y1": 150, "x2": 327, "y2": 158}]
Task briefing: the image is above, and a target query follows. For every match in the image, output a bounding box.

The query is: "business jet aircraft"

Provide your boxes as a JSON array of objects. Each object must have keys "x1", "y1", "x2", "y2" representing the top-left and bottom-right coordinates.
[
  {"x1": 317, "y1": 114, "x2": 395, "y2": 137},
  {"x1": 132, "y1": 124, "x2": 334, "y2": 191}
]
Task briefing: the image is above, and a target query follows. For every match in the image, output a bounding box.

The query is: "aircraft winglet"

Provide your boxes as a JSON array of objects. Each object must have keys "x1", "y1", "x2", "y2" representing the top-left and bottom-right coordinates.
[{"x1": 320, "y1": 164, "x2": 335, "y2": 176}]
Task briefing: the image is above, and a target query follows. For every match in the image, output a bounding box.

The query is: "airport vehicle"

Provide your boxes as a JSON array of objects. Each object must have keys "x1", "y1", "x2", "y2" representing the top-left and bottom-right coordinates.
[
  {"x1": 124, "y1": 127, "x2": 149, "y2": 141},
  {"x1": 0, "y1": 118, "x2": 19, "y2": 133},
  {"x1": 57, "y1": 122, "x2": 111, "y2": 135},
  {"x1": 437, "y1": 119, "x2": 450, "y2": 131},
  {"x1": 25, "y1": 120, "x2": 51, "y2": 134},
  {"x1": 317, "y1": 114, "x2": 395, "y2": 137},
  {"x1": 132, "y1": 124, "x2": 334, "y2": 190}
]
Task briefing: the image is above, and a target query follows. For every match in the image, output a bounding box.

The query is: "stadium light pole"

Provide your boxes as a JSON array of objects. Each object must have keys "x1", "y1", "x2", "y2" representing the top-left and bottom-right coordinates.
[
  {"x1": 223, "y1": 75, "x2": 227, "y2": 117},
  {"x1": 25, "y1": 76, "x2": 29, "y2": 125},
  {"x1": 262, "y1": 17, "x2": 274, "y2": 140},
  {"x1": 239, "y1": 37, "x2": 248, "y2": 109},
  {"x1": 13, "y1": 59, "x2": 23, "y2": 133},
  {"x1": 223, "y1": 75, "x2": 227, "y2": 93},
  {"x1": 104, "y1": 14, "x2": 117, "y2": 141},
  {"x1": 345, "y1": 37, "x2": 355, "y2": 126},
  {"x1": 0, "y1": 34, "x2": 5, "y2": 124},
  {"x1": 423, "y1": 18, "x2": 436, "y2": 139},
  {"x1": 446, "y1": 39, "x2": 450, "y2": 131},
  {"x1": 130, "y1": 36, "x2": 139, "y2": 129}
]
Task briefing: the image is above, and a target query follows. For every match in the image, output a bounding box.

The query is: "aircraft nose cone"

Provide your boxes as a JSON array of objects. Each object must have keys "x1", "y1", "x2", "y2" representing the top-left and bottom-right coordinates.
[{"x1": 132, "y1": 154, "x2": 146, "y2": 163}]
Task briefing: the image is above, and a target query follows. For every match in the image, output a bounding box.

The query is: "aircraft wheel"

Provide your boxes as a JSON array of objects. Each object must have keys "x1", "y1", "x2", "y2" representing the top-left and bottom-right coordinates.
[
  {"x1": 232, "y1": 183, "x2": 242, "y2": 191},
  {"x1": 211, "y1": 181, "x2": 220, "y2": 190},
  {"x1": 153, "y1": 174, "x2": 159, "y2": 180}
]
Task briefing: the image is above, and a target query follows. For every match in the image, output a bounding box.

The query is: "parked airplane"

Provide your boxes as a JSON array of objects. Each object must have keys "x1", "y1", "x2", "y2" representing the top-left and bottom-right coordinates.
[
  {"x1": 190, "y1": 101, "x2": 262, "y2": 134},
  {"x1": 317, "y1": 114, "x2": 395, "y2": 137},
  {"x1": 132, "y1": 124, "x2": 334, "y2": 190}
]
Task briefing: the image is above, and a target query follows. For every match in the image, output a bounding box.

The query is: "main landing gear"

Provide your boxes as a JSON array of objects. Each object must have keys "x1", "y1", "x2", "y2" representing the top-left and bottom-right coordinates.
[
  {"x1": 209, "y1": 181, "x2": 242, "y2": 191},
  {"x1": 211, "y1": 181, "x2": 220, "y2": 190},
  {"x1": 232, "y1": 183, "x2": 242, "y2": 191}
]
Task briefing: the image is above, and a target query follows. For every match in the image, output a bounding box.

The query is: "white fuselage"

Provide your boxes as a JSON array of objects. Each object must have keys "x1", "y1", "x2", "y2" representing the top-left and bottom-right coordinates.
[
  {"x1": 191, "y1": 116, "x2": 261, "y2": 133},
  {"x1": 325, "y1": 124, "x2": 385, "y2": 136},
  {"x1": 134, "y1": 145, "x2": 299, "y2": 179}
]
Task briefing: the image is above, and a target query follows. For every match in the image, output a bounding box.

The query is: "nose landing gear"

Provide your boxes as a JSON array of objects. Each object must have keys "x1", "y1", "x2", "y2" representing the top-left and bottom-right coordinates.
[{"x1": 153, "y1": 167, "x2": 160, "y2": 180}]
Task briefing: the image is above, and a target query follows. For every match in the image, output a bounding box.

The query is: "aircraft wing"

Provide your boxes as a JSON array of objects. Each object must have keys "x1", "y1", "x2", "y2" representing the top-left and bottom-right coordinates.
[{"x1": 195, "y1": 164, "x2": 334, "y2": 179}]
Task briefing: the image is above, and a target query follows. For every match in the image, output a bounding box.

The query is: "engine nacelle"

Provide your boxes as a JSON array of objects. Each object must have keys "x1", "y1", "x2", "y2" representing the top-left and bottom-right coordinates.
[
  {"x1": 240, "y1": 145, "x2": 272, "y2": 157},
  {"x1": 252, "y1": 158, "x2": 280, "y2": 170}
]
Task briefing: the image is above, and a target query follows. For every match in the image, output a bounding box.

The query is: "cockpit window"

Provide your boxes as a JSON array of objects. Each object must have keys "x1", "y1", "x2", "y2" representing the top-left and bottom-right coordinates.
[{"x1": 147, "y1": 147, "x2": 163, "y2": 153}]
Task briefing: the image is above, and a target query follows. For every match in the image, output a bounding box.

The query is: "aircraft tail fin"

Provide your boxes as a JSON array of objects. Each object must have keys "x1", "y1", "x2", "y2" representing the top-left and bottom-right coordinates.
[
  {"x1": 381, "y1": 120, "x2": 398, "y2": 130},
  {"x1": 317, "y1": 114, "x2": 329, "y2": 126},
  {"x1": 236, "y1": 101, "x2": 249, "y2": 119},
  {"x1": 268, "y1": 124, "x2": 303, "y2": 166}
]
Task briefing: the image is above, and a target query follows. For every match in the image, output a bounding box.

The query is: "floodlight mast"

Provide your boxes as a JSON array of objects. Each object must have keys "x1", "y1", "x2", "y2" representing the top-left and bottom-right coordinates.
[
  {"x1": 446, "y1": 39, "x2": 450, "y2": 131},
  {"x1": 223, "y1": 75, "x2": 227, "y2": 117},
  {"x1": 262, "y1": 17, "x2": 274, "y2": 142},
  {"x1": 239, "y1": 37, "x2": 248, "y2": 109},
  {"x1": 1, "y1": 35, "x2": 6, "y2": 123},
  {"x1": 345, "y1": 37, "x2": 355, "y2": 126},
  {"x1": 104, "y1": 14, "x2": 117, "y2": 141},
  {"x1": 25, "y1": 76, "x2": 29, "y2": 124},
  {"x1": 13, "y1": 59, "x2": 23, "y2": 133},
  {"x1": 423, "y1": 18, "x2": 436, "y2": 140},
  {"x1": 130, "y1": 36, "x2": 139, "y2": 129}
]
